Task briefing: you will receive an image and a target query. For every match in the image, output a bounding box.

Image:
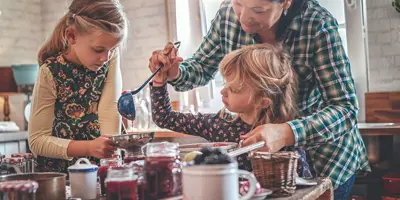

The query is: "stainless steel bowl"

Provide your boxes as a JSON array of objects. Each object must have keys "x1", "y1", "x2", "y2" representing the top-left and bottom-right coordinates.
[
  {"x1": 109, "y1": 132, "x2": 155, "y2": 151},
  {"x1": 0, "y1": 172, "x2": 66, "y2": 200},
  {"x1": 179, "y1": 142, "x2": 238, "y2": 159}
]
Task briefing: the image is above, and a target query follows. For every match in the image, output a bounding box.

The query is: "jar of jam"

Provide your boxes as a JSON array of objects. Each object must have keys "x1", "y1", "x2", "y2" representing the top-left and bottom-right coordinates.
[
  {"x1": 144, "y1": 142, "x2": 182, "y2": 199},
  {"x1": 98, "y1": 158, "x2": 123, "y2": 196},
  {"x1": 11, "y1": 153, "x2": 34, "y2": 173},
  {"x1": 123, "y1": 148, "x2": 146, "y2": 164},
  {"x1": 0, "y1": 180, "x2": 38, "y2": 200},
  {"x1": 105, "y1": 166, "x2": 138, "y2": 200},
  {"x1": 3, "y1": 157, "x2": 25, "y2": 173}
]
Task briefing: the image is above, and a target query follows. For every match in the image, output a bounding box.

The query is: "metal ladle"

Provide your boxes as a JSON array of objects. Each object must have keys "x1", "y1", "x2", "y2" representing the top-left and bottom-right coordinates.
[{"x1": 117, "y1": 41, "x2": 181, "y2": 120}]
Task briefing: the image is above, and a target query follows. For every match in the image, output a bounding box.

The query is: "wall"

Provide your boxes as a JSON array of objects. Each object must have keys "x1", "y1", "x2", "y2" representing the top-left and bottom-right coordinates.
[
  {"x1": 366, "y1": 0, "x2": 400, "y2": 91},
  {"x1": 0, "y1": 0, "x2": 42, "y2": 129},
  {"x1": 0, "y1": 0, "x2": 171, "y2": 129}
]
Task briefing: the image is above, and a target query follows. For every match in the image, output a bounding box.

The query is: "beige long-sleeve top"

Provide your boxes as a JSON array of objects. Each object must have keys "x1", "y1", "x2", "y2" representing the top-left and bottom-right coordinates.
[{"x1": 28, "y1": 52, "x2": 122, "y2": 160}]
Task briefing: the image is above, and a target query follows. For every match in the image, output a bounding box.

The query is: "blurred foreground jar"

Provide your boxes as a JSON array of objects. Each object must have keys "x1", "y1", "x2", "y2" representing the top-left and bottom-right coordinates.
[
  {"x1": 105, "y1": 165, "x2": 138, "y2": 200},
  {"x1": 0, "y1": 180, "x2": 38, "y2": 200}
]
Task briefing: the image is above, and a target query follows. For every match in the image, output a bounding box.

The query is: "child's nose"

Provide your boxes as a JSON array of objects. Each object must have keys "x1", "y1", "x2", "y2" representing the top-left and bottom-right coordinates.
[{"x1": 220, "y1": 88, "x2": 227, "y2": 96}]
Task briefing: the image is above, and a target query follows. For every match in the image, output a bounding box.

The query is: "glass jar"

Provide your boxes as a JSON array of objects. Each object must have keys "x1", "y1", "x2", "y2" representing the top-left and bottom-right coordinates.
[
  {"x1": 105, "y1": 166, "x2": 138, "y2": 200},
  {"x1": 144, "y1": 142, "x2": 182, "y2": 199},
  {"x1": 0, "y1": 180, "x2": 38, "y2": 200},
  {"x1": 3, "y1": 157, "x2": 25, "y2": 173},
  {"x1": 98, "y1": 158, "x2": 122, "y2": 196},
  {"x1": 123, "y1": 149, "x2": 145, "y2": 164},
  {"x1": 11, "y1": 153, "x2": 34, "y2": 173}
]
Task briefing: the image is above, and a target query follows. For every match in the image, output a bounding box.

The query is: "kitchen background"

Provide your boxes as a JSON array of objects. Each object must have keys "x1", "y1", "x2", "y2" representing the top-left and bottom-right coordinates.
[{"x1": 0, "y1": 0, "x2": 400, "y2": 198}]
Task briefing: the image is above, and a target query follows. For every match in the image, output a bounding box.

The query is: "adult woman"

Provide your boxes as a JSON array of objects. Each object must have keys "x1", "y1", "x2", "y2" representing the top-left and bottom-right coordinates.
[{"x1": 149, "y1": 0, "x2": 370, "y2": 199}]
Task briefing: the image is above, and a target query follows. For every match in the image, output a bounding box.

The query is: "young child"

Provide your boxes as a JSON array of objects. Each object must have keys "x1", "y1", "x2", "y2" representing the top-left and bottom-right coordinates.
[
  {"x1": 29, "y1": 0, "x2": 127, "y2": 173},
  {"x1": 150, "y1": 44, "x2": 311, "y2": 177}
]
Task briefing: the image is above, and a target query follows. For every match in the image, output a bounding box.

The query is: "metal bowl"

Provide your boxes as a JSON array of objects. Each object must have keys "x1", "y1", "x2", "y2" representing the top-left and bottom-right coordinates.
[
  {"x1": 179, "y1": 142, "x2": 238, "y2": 158},
  {"x1": 109, "y1": 132, "x2": 155, "y2": 151},
  {"x1": 0, "y1": 172, "x2": 66, "y2": 199}
]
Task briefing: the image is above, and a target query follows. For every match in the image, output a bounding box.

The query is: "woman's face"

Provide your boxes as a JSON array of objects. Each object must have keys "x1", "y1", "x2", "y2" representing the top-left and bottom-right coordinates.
[{"x1": 232, "y1": 0, "x2": 291, "y2": 34}]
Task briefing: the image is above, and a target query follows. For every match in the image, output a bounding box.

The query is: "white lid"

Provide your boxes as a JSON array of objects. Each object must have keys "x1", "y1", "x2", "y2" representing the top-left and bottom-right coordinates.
[{"x1": 68, "y1": 158, "x2": 98, "y2": 173}]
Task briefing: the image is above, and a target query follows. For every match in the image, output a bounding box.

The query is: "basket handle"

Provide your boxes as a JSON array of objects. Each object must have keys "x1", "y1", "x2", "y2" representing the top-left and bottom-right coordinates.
[{"x1": 238, "y1": 170, "x2": 257, "y2": 200}]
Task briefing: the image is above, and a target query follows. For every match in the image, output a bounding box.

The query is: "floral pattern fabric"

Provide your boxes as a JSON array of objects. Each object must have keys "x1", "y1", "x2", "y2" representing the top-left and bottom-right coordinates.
[{"x1": 36, "y1": 54, "x2": 108, "y2": 173}]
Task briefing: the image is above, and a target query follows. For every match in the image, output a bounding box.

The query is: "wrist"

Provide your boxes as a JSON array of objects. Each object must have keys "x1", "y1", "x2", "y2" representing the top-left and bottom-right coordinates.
[
  {"x1": 152, "y1": 79, "x2": 165, "y2": 87},
  {"x1": 168, "y1": 67, "x2": 181, "y2": 82},
  {"x1": 282, "y1": 123, "x2": 295, "y2": 146}
]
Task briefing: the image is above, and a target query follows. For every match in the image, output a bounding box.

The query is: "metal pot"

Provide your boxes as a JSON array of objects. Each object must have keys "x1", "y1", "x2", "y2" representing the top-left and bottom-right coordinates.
[{"x1": 0, "y1": 172, "x2": 66, "y2": 200}]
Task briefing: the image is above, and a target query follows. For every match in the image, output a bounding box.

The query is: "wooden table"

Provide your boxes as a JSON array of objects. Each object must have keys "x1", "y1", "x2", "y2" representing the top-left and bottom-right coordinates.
[
  {"x1": 358, "y1": 122, "x2": 400, "y2": 136},
  {"x1": 273, "y1": 177, "x2": 333, "y2": 200},
  {"x1": 70, "y1": 177, "x2": 333, "y2": 200}
]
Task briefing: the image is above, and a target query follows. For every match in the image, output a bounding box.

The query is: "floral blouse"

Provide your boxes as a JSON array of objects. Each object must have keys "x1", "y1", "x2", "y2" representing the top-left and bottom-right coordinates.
[{"x1": 151, "y1": 84, "x2": 312, "y2": 177}]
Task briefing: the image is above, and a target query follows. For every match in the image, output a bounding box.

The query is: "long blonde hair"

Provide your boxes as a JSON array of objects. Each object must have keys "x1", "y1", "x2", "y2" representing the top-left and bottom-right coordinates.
[
  {"x1": 219, "y1": 44, "x2": 298, "y2": 127},
  {"x1": 38, "y1": 0, "x2": 128, "y2": 65}
]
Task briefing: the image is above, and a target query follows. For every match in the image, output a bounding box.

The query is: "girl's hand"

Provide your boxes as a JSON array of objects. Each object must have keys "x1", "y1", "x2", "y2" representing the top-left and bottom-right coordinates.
[
  {"x1": 240, "y1": 123, "x2": 295, "y2": 152},
  {"x1": 149, "y1": 42, "x2": 183, "y2": 82},
  {"x1": 87, "y1": 136, "x2": 117, "y2": 159}
]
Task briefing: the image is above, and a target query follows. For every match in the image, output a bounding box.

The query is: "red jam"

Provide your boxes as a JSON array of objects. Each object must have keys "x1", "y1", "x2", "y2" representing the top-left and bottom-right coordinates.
[
  {"x1": 106, "y1": 180, "x2": 138, "y2": 200},
  {"x1": 144, "y1": 156, "x2": 182, "y2": 199},
  {"x1": 98, "y1": 158, "x2": 122, "y2": 196},
  {"x1": 123, "y1": 155, "x2": 145, "y2": 164}
]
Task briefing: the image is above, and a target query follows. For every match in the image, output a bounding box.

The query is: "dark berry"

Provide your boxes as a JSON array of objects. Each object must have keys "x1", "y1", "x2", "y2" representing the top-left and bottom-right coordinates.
[
  {"x1": 193, "y1": 154, "x2": 205, "y2": 165},
  {"x1": 200, "y1": 146, "x2": 213, "y2": 157},
  {"x1": 212, "y1": 148, "x2": 223, "y2": 155}
]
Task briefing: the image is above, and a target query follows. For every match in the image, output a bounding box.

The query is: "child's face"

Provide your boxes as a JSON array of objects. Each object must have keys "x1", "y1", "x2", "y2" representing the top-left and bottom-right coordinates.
[
  {"x1": 68, "y1": 29, "x2": 120, "y2": 71},
  {"x1": 220, "y1": 73, "x2": 256, "y2": 113}
]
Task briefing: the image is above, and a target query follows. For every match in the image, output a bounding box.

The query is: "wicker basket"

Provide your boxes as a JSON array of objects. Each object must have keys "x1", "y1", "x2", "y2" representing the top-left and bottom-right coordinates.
[{"x1": 249, "y1": 151, "x2": 299, "y2": 197}]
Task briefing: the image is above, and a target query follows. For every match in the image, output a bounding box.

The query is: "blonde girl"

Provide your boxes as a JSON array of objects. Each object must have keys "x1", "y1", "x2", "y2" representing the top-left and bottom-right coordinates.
[
  {"x1": 150, "y1": 43, "x2": 311, "y2": 176},
  {"x1": 29, "y1": 0, "x2": 127, "y2": 173}
]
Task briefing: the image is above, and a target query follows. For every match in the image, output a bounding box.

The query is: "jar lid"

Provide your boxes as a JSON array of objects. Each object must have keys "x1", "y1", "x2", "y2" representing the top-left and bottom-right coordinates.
[
  {"x1": 11, "y1": 153, "x2": 33, "y2": 159},
  {"x1": 68, "y1": 158, "x2": 98, "y2": 173},
  {"x1": 0, "y1": 180, "x2": 39, "y2": 193},
  {"x1": 3, "y1": 157, "x2": 25, "y2": 164}
]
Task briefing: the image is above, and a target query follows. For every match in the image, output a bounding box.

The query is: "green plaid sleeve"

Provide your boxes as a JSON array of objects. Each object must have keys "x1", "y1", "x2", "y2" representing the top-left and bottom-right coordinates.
[
  {"x1": 169, "y1": 12, "x2": 225, "y2": 92},
  {"x1": 288, "y1": 18, "x2": 359, "y2": 147}
]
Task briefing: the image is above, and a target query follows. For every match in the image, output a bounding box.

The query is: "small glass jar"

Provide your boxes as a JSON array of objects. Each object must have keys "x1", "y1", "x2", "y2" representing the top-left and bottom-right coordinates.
[
  {"x1": 11, "y1": 153, "x2": 34, "y2": 173},
  {"x1": 123, "y1": 149, "x2": 145, "y2": 164},
  {"x1": 0, "y1": 180, "x2": 38, "y2": 200},
  {"x1": 105, "y1": 166, "x2": 138, "y2": 200},
  {"x1": 3, "y1": 157, "x2": 25, "y2": 173},
  {"x1": 98, "y1": 158, "x2": 122, "y2": 196},
  {"x1": 144, "y1": 142, "x2": 182, "y2": 199}
]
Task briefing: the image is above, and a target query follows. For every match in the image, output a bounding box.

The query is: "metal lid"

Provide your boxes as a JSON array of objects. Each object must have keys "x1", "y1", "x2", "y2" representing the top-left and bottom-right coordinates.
[
  {"x1": 0, "y1": 180, "x2": 39, "y2": 193},
  {"x1": 68, "y1": 158, "x2": 98, "y2": 173}
]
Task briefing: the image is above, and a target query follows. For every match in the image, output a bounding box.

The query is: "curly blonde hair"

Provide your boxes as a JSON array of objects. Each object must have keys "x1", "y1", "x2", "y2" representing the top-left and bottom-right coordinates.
[{"x1": 219, "y1": 44, "x2": 298, "y2": 127}]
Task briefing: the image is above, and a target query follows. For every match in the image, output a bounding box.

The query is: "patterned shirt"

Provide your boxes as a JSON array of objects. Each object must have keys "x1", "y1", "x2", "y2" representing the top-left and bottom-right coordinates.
[
  {"x1": 169, "y1": 0, "x2": 370, "y2": 189},
  {"x1": 151, "y1": 84, "x2": 312, "y2": 178}
]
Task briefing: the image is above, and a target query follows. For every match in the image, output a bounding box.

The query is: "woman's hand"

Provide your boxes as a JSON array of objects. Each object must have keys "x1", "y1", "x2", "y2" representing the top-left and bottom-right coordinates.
[
  {"x1": 149, "y1": 42, "x2": 183, "y2": 82},
  {"x1": 87, "y1": 136, "x2": 117, "y2": 159},
  {"x1": 240, "y1": 123, "x2": 295, "y2": 152}
]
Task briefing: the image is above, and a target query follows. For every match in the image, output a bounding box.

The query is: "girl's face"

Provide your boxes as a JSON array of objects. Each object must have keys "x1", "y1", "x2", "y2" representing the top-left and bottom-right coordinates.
[
  {"x1": 66, "y1": 28, "x2": 120, "y2": 71},
  {"x1": 232, "y1": 0, "x2": 290, "y2": 34},
  {"x1": 220, "y1": 73, "x2": 257, "y2": 113}
]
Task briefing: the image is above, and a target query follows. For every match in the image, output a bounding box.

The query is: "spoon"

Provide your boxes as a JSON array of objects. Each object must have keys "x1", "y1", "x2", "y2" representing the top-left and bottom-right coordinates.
[
  {"x1": 228, "y1": 141, "x2": 265, "y2": 157},
  {"x1": 117, "y1": 41, "x2": 181, "y2": 120}
]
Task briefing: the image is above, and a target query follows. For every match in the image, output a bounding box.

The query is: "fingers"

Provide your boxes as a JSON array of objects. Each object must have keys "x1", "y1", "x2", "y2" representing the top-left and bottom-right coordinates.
[{"x1": 239, "y1": 126, "x2": 261, "y2": 140}]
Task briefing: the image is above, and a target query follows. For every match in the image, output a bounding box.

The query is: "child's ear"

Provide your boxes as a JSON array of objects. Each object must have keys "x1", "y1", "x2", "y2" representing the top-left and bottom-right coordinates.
[
  {"x1": 65, "y1": 27, "x2": 77, "y2": 45},
  {"x1": 260, "y1": 97, "x2": 272, "y2": 109}
]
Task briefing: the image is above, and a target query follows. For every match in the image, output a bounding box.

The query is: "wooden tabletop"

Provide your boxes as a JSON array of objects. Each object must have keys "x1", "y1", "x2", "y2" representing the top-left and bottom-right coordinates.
[
  {"x1": 357, "y1": 123, "x2": 400, "y2": 136},
  {"x1": 273, "y1": 177, "x2": 333, "y2": 200}
]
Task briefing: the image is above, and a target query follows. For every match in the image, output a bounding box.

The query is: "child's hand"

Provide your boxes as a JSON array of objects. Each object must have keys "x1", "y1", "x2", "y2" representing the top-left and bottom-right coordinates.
[{"x1": 87, "y1": 136, "x2": 117, "y2": 159}]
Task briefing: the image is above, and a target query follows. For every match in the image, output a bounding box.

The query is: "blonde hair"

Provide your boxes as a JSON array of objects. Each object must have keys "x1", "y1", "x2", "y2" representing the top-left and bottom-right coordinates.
[
  {"x1": 219, "y1": 44, "x2": 298, "y2": 127},
  {"x1": 38, "y1": 0, "x2": 128, "y2": 65}
]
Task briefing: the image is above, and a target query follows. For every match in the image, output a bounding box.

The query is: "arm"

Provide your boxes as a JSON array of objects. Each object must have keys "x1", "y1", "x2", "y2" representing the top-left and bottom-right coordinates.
[
  {"x1": 169, "y1": 11, "x2": 225, "y2": 91},
  {"x1": 151, "y1": 84, "x2": 217, "y2": 141},
  {"x1": 28, "y1": 66, "x2": 76, "y2": 160},
  {"x1": 98, "y1": 49, "x2": 122, "y2": 136},
  {"x1": 287, "y1": 19, "x2": 359, "y2": 148}
]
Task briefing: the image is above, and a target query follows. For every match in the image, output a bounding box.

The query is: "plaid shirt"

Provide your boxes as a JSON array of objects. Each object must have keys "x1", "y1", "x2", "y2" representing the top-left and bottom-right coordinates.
[{"x1": 170, "y1": 0, "x2": 370, "y2": 189}]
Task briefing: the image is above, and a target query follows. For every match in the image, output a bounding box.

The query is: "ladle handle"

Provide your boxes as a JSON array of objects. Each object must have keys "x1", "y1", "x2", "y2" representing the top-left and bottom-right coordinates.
[
  {"x1": 130, "y1": 63, "x2": 164, "y2": 95},
  {"x1": 228, "y1": 141, "x2": 265, "y2": 157}
]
